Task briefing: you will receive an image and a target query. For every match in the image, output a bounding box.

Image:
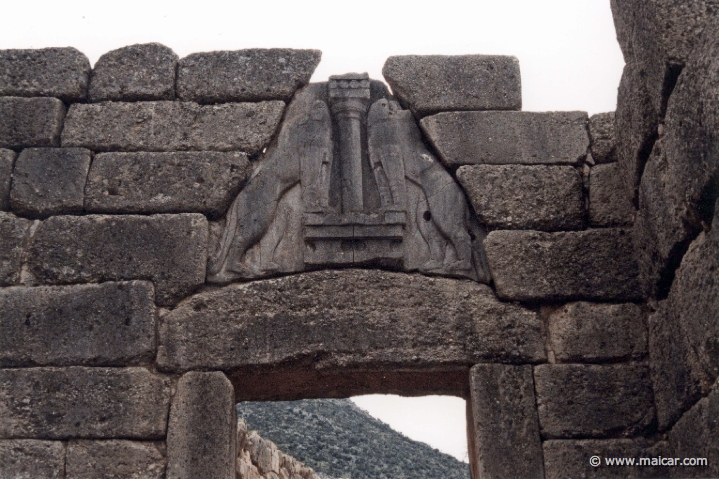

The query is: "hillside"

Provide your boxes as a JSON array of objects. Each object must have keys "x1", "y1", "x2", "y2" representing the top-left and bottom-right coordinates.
[{"x1": 235, "y1": 398, "x2": 471, "y2": 479}]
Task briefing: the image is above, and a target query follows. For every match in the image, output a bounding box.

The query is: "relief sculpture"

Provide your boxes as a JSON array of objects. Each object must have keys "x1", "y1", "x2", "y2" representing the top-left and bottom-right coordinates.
[{"x1": 208, "y1": 73, "x2": 490, "y2": 284}]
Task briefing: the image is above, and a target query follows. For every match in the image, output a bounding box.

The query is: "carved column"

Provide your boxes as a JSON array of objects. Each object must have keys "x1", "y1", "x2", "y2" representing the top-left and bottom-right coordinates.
[{"x1": 329, "y1": 73, "x2": 371, "y2": 213}]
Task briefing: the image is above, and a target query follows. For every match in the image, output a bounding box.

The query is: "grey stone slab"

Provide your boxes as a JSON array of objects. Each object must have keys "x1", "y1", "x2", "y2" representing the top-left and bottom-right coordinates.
[
  {"x1": 177, "y1": 49, "x2": 321, "y2": 103},
  {"x1": 0, "y1": 440, "x2": 65, "y2": 479},
  {"x1": 382, "y1": 55, "x2": 521, "y2": 116},
  {"x1": 649, "y1": 300, "x2": 707, "y2": 432},
  {"x1": 0, "y1": 367, "x2": 171, "y2": 439},
  {"x1": 548, "y1": 302, "x2": 647, "y2": 363},
  {"x1": 421, "y1": 111, "x2": 589, "y2": 167},
  {"x1": 167, "y1": 372, "x2": 236, "y2": 479},
  {"x1": 10, "y1": 148, "x2": 91, "y2": 218},
  {"x1": 468, "y1": 364, "x2": 544, "y2": 479},
  {"x1": 588, "y1": 112, "x2": 617, "y2": 164},
  {"x1": 668, "y1": 379, "x2": 719, "y2": 478},
  {"x1": 89, "y1": 43, "x2": 178, "y2": 102},
  {"x1": 0, "y1": 97, "x2": 65, "y2": 149},
  {"x1": 484, "y1": 229, "x2": 642, "y2": 302},
  {"x1": 27, "y1": 214, "x2": 208, "y2": 306},
  {"x1": 61, "y1": 101, "x2": 284, "y2": 155},
  {"x1": 0, "y1": 281, "x2": 156, "y2": 367},
  {"x1": 157, "y1": 269, "x2": 545, "y2": 373},
  {"x1": 0, "y1": 212, "x2": 32, "y2": 286},
  {"x1": 543, "y1": 439, "x2": 671, "y2": 479},
  {"x1": 85, "y1": 151, "x2": 250, "y2": 218},
  {"x1": 66, "y1": 440, "x2": 166, "y2": 479},
  {"x1": 649, "y1": 206, "x2": 719, "y2": 430},
  {"x1": 0, "y1": 149, "x2": 14, "y2": 211},
  {"x1": 457, "y1": 164, "x2": 585, "y2": 231},
  {"x1": 534, "y1": 364, "x2": 655, "y2": 439},
  {"x1": 0, "y1": 47, "x2": 90, "y2": 102},
  {"x1": 589, "y1": 162, "x2": 636, "y2": 227},
  {"x1": 633, "y1": 143, "x2": 699, "y2": 296}
]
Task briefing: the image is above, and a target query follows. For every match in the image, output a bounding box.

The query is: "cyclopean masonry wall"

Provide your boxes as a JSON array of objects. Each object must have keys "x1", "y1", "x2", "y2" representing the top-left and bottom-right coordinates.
[{"x1": 0, "y1": 10, "x2": 717, "y2": 477}]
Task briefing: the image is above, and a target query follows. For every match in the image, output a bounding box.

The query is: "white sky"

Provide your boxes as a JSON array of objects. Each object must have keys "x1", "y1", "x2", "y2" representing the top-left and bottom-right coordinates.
[{"x1": 1, "y1": 0, "x2": 625, "y2": 464}]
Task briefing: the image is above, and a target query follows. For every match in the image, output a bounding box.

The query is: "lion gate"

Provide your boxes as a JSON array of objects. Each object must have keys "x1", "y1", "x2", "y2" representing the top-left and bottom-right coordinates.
[{"x1": 2, "y1": 9, "x2": 719, "y2": 477}]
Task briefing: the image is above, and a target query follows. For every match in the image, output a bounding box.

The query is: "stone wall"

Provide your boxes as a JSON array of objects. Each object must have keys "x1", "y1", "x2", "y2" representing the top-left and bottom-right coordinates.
[{"x1": 0, "y1": 18, "x2": 715, "y2": 478}]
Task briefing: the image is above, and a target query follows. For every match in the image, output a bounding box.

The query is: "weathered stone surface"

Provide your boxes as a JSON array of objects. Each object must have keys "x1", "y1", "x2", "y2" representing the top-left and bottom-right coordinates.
[
  {"x1": 85, "y1": 152, "x2": 250, "y2": 218},
  {"x1": 543, "y1": 439, "x2": 671, "y2": 479},
  {"x1": 382, "y1": 55, "x2": 521, "y2": 116},
  {"x1": 0, "y1": 212, "x2": 32, "y2": 286},
  {"x1": 66, "y1": 440, "x2": 166, "y2": 479},
  {"x1": 611, "y1": 0, "x2": 719, "y2": 115},
  {"x1": 27, "y1": 214, "x2": 208, "y2": 306},
  {"x1": 0, "y1": 367, "x2": 171, "y2": 439},
  {"x1": 588, "y1": 112, "x2": 617, "y2": 164},
  {"x1": 421, "y1": 111, "x2": 589, "y2": 167},
  {"x1": 649, "y1": 204, "x2": 719, "y2": 430},
  {"x1": 0, "y1": 281, "x2": 156, "y2": 367},
  {"x1": 0, "y1": 47, "x2": 90, "y2": 102},
  {"x1": 158, "y1": 269, "x2": 545, "y2": 373},
  {"x1": 61, "y1": 101, "x2": 284, "y2": 155},
  {"x1": 615, "y1": 62, "x2": 659, "y2": 203},
  {"x1": 167, "y1": 372, "x2": 236, "y2": 479},
  {"x1": 668, "y1": 379, "x2": 719, "y2": 478},
  {"x1": 10, "y1": 148, "x2": 91, "y2": 218},
  {"x1": 589, "y1": 162, "x2": 636, "y2": 227},
  {"x1": 534, "y1": 364, "x2": 655, "y2": 439},
  {"x1": 177, "y1": 49, "x2": 321, "y2": 103},
  {"x1": 0, "y1": 440, "x2": 65, "y2": 479},
  {"x1": 0, "y1": 149, "x2": 14, "y2": 211},
  {"x1": 457, "y1": 164, "x2": 585, "y2": 231},
  {"x1": 484, "y1": 229, "x2": 642, "y2": 302},
  {"x1": 548, "y1": 302, "x2": 647, "y2": 363},
  {"x1": 0, "y1": 97, "x2": 65, "y2": 149},
  {"x1": 468, "y1": 364, "x2": 544, "y2": 479},
  {"x1": 89, "y1": 43, "x2": 178, "y2": 102}
]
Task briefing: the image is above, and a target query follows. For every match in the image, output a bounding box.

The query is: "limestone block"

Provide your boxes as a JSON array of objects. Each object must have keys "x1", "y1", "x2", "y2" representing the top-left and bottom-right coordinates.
[
  {"x1": 177, "y1": 49, "x2": 321, "y2": 103},
  {"x1": 668, "y1": 379, "x2": 719, "y2": 478},
  {"x1": 0, "y1": 281, "x2": 156, "y2": 367},
  {"x1": 649, "y1": 207, "x2": 719, "y2": 430},
  {"x1": 534, "y1": 364, "x2": 655, "y2": 439},
  {"x1": 85, "y1": 151, "x2": 251, "y2": 218},
  {"x1": 543, "y1": 439, "x2": 671, "y2": 479},
  {"x1": 0, "y1": 212, "x2": 32, "y2": 286},
  {"x1": 421, "y1": 111, "x2": 589, "y2": 167},
  {"x1": 589, "y1": 162, "x2": 636, "y2": 227},
  {"x1": 649, "y1": 300, "x2": 706, "y2": 432},
  {"x1": 157, "y1": 269, "x2": 545, "y2": 373},
  {"x1": 0, "y1": 440, "x2": 65, "y2": 479},
  {"x1": 167, "y1": 372, "x2": 236, "y2": 479},
  {"x1": 588, "y1": 112, "x2": 617, "y2": 164},
  {"x1": 0, "y1": 97, "x2": 65, "y2": 149},
  {"x1": 633, "y1": 144, "x2": 699, "y2": 296},
  {"x1": 61, "y1": 100, "x2": 284, "y2": 155},
  {"x1": 66, "y1": 440, "x2": 166, "y2": 479},
  {"x1": 0, "y1": 47, "x2": 90, "y2": 102},
  {"x1": 10, "y1": 148, "x2": 91, "y2": 218},
  {"x1": 0, "y1": 149, "x2": 14, "y2": 211},
  {"x1": 27, "y1": 214, "x2": 207, "y2": 306},
  {"x1": 457, "y1": 164, "x2": 585, "y2": 231},
  {"x1": 547, "y1": 302, "x2": 647, "y2": 363},
  {"x1": 468, "y1": 364, "x2": 544, "y2": 479},
  {"x1": 89, "y1": 43, "x2": 178, "y2": 102},
  {"x1": 484, "y1": 229, "x2": 642, "y2": 302},
  {"x1": 0, "y1": 367, "x2": 171, "y2": 439},
  {"x1": 382, "y1": 55, "x2": 521, "y2": 116}
]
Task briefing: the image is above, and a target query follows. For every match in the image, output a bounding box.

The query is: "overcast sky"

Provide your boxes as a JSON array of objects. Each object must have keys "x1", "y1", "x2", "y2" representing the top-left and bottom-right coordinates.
[{"x1": 1, "y1": 0, "x2": 625, "y2": 463}]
